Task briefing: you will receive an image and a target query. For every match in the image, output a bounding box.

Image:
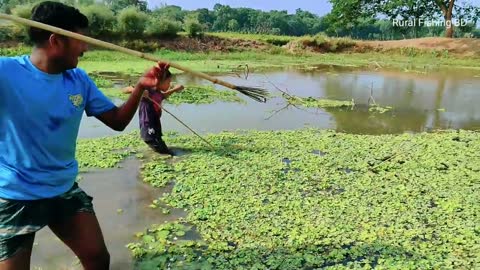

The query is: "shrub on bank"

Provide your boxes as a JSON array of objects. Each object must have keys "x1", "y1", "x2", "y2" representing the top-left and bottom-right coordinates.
[
  {"x1": 0, "y1": 24, "x2": 28, "y2": 43},
  {"x1": 11, "y1": 4, "x2": 32, "y2": 19},
  {"x1": 117, "y1": 7, "x2": 148, "y2": 37},
  {"x1": 184, "y1": 17, "x2": 204, "y2": 38},
  {"x1": 80, "y1": 5, "x2": 116, "y2": 37},
  {"x1": 145, "y1": 17, "x2": 182, "y2": 38},
  {"x1": 287, "y1": 34, "x2": 356, "y2": 52}
]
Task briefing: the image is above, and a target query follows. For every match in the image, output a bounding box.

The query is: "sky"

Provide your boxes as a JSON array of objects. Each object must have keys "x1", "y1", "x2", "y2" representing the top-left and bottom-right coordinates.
[
  {"x1": 146, "y1": 0, "x2": 480, "y2": 18},
  {"x1": 146, "y1": 0, "x2": 333, "y2": 16}
]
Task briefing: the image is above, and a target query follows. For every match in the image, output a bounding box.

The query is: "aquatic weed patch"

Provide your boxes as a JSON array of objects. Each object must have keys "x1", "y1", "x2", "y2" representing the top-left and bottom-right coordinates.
[
  {"x1": 368, "y1": 104, "x2": 393, "y2": 114},
  {"x1": 141, "y1": 156, "x2": 177, "y2": 188},
  {"x1": 89, "y1": 73, "x2": 115, "y2": 88},
  {"x1": 130, "y1": 129, "x2": 480, "y2": 269},
  {"x1": 94, "y1": 82, "x2": 244, "y2": 105},
  {"x1": 76, "y1": 132, "x2": 143, "y2": 169},
  {"x1": 167, "y1": 85, "x2": 244, "y2": 105},
  {"x1": 286, "y1": 96, "x2": 393, "y2": 113},
  {"x1": 287, "y1": 96, "x2": 354, "y2": 109}
]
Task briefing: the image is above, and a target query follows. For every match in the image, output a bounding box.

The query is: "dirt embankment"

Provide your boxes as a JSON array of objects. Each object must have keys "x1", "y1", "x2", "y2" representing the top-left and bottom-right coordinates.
[
  {"x1": 99, "y1": 35, "x2": 270, "y2": 52},
  {"x1": 163, "y1": 36, "x2": 480, "y2": 57},
  {"x1": 356, "y1": 37, "x2": 480, "y2": 57},
  {"x1": 283, "y1": 36, "x2": 480, "y2": 56},
  {"x1": 2, "y1": 34, "x2": 479, "y2": 57},
  {"x1": 0, "y1": 34, "x2": 269, "y2": 52}
]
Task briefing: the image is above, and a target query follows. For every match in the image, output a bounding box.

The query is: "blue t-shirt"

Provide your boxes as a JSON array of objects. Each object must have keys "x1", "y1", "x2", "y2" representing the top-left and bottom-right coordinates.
[{"x1": 0, "y1": 55, "x2": 115, "y2": 200}]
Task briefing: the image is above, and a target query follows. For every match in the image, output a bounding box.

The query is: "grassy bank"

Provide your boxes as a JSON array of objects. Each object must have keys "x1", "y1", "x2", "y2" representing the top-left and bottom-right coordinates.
[
  {"x1": 82, "y1": 50, "x2": 480, "y2": 74},
  {"x1": 2, "y1": 46, "x2": 480, "y2": 76},
  {"x1": 76, "y1": 129, "x2": 480, "y2": 269}
]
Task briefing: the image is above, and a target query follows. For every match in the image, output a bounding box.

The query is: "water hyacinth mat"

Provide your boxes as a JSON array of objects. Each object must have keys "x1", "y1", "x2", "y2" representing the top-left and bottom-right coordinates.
[{"x1": 76, "y1": 129, "x2": 480, "y2": 269}]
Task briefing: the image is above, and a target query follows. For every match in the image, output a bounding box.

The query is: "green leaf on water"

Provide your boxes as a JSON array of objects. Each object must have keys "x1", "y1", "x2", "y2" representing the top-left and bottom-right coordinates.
[
  {"x1": 78, "y1": 129, "x2": 480, "y2": 269},
  {"x1": 156, "y1": 230, "x2": 170, "y2": 240},
  {"x1": 175, "y1": 230, "x2": 186, "y2": 237}
]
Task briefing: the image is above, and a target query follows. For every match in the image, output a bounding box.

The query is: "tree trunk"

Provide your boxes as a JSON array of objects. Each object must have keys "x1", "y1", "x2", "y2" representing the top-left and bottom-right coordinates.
[
  {"x1": 445, "y1": 0, "x2": 455, "y2": 38},
  {"x1": 435, "y1": 0, "x2": 455, "y2": 38},
  {"x1": 445, "y1": 13, "x2": 454, "y2": 38}
]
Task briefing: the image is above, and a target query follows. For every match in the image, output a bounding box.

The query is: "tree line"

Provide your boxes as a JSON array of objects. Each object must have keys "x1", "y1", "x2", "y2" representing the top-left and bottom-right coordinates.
[{"x1": 0, "y1": 0, "x2": 479, "y2": 41}]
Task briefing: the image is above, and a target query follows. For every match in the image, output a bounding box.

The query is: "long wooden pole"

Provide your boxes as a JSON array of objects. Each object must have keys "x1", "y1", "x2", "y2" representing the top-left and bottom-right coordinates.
[{"x1": 0, "y1": 13, "x2": 239, "y2": 90}]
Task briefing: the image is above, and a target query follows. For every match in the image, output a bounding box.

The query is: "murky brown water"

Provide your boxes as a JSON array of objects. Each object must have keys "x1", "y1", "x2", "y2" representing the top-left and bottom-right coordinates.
[
  {"x1": 79, "y1": 66, "x2": 480, "y2": 138},
  {"x1": 30, "y1": 157, "x2": 186, "y2": 270}
]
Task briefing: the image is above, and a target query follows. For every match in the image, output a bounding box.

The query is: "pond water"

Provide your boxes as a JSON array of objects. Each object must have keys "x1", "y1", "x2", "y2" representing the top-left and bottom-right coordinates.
[
  {"x1": 79, "y1": 66, "x2": 480, "y2": 139},
  {"x1": 30, "y1": 157, "x2": 186, "y2": 270},
  {"x1": 33, "y1": 66, "x2": 480, "y2": 268}
]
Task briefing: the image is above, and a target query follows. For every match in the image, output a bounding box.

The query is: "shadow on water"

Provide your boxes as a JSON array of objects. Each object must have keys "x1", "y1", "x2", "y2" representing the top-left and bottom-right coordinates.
[
  {"x1": 31, "y1": 157, "x2": 186, "y2": 270},
  {"x1": 80, "y1": 66, "x2": 480, "y2": 139}
]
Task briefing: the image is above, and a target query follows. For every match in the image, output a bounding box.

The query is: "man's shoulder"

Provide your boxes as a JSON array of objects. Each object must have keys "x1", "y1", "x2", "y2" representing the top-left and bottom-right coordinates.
[
  {"x1": 64, "y1": 68, "x2": 96, "y2": 90},
  {"x1": 0, "y1": 56, "x2": 31, "y2": 81},
  {"x1": 0, "y1": 55, "x2": 27, "y2": 68},
  {"x1": 65, "y1": 67, "x2": 89, "y2": 80}
]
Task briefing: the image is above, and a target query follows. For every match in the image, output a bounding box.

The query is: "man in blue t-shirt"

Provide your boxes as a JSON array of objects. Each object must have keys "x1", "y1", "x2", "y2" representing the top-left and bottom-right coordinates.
[{"x1": 0, "y1": 1, "x2": 169, "y2": 268}]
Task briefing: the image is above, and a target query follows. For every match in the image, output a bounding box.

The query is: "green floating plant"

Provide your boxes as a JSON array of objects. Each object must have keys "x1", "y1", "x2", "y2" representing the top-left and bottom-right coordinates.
[
  {"x1": 368, "y1": 104, "x2": 393, "y2": 113},
  {"x1": 76, "y1": 132, "x2": 143, "y2": 169},
  {"x1": 166, "y1": 85, "x2": 245, "y2": 105},
  {"x1": 97, "y1": 82, "x2": 245, "y2": 105},
  {"x1": 105, "y1": 128, "x2": 480, "y2": 269},
  {"x1": 287, "y1": 96, "x2": 354, "y2": 108}
]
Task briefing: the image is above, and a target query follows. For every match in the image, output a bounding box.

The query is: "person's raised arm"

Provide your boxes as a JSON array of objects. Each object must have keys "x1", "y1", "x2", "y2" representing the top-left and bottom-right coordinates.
[
  {"x1": 162, "y1": 84, "x2": 184, "y2": 99},
  {"x1": 94, "y1": 63, "x2": 169, "y2": 131}
]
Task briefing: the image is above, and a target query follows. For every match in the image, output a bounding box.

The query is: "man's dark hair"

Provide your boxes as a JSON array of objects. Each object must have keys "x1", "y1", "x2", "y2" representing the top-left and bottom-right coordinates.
[{"x1": 29, "y1": 1, "x2": 88, "y2": 45}]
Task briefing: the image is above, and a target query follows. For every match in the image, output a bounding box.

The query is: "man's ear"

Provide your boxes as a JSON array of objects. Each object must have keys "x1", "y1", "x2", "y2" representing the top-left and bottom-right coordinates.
[{"x1": 48, "y1": 33, "x2": 66, "y2": 51}]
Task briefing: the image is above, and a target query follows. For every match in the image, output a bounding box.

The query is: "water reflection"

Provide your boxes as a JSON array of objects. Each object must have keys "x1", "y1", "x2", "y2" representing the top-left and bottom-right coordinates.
[{"x1": 79, "y1": 66, "x2": 480, "y2": 138}]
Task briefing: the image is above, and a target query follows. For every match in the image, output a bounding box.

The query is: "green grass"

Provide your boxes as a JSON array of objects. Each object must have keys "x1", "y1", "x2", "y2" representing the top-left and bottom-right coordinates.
[
  {"x1": 84, "y1": 54, "x2": 480, "y2": 77},
  {"x1": 316, "y1": 52, "x2": 480, "y2": 71},
  {"x1": 76, "y1": 129, "x2": 480, "y2": 269},
  {"x1": 2, "y1": 45, "x2": 480, "y2": 75},
  {"x1": 77, "y1": 49, "x2": 317, "y2": 74},
  {"x1": 77, "y1": 49, "x2": 480, "y2": 74}
]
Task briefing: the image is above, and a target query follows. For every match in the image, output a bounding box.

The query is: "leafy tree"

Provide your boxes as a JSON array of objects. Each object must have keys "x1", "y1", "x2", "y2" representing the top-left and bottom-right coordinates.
[
  {"x1": 152, "y1": 5, "x2": 185, "y2": 21},
  {"x1": 227, "y1": 19, "x2": 240, "y2": 31},
  {"x1": 212, "y1": 4, "x2": 235, "y2": 31},
  {"x1": 103, "y1": 0, "x2": 147, "y2": 12},
  {"x1": 194, "y1": 8, "x2": 215, "y2": 30},
  {"x1": 328, "y1": 0, "x2": 479, "y2": 38}
]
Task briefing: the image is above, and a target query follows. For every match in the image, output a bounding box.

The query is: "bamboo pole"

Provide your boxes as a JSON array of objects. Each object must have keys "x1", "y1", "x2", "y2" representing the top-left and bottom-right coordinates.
[{"x1": 0, "y1": 13, "x2": 267, "y2": 102}]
